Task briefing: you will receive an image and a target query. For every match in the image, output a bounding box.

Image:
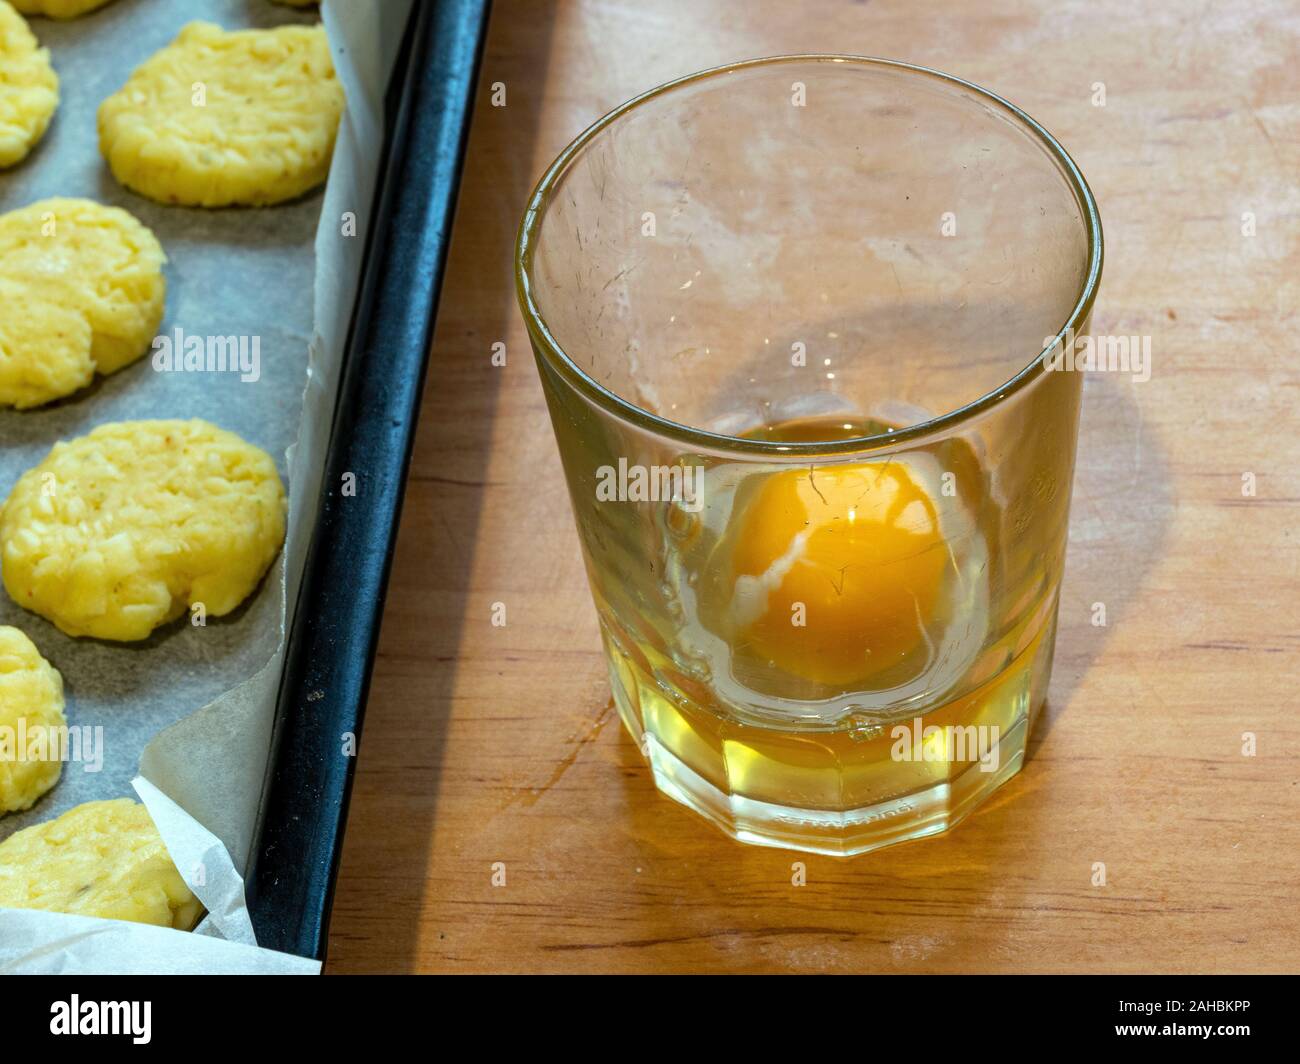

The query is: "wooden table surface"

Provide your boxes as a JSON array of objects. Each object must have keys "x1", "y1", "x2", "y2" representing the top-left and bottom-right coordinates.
[{"x1": 325, "y1": 0, "x2": 1300, "y2": 973}]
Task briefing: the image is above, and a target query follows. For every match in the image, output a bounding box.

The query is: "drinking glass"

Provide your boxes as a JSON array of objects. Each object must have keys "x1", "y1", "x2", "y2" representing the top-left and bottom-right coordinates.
[{"x1": 516, "y1": 55, "x2": 1102, "y2": 855}]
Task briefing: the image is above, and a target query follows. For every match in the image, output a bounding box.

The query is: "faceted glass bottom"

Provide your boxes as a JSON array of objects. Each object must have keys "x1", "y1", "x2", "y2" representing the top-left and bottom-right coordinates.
[{"x1": 605, "y1": 613, "x2": 1055, "y2": 857}]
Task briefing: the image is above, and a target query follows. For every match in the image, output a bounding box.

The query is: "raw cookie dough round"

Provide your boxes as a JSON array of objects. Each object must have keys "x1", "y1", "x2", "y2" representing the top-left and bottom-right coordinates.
[
  {"x1": 0, "y1": 197, "x2": 167, "y2": 409},
  {"x1": 1, "y1": 419, "x2": 287, "y2": 641},
  {"x1": 11, "y1": 0, "x2": 114, "y2": 19},
  {"x1": 0, "y1": 798, "x2": 201, "y2": 928},
  {"x1": 0, "y1": 625, "x2": 65, "y2": 815},
  {"x1": 98, "y1": 21, "x2": 343, "y2": 207},
  {"x1": 0, "y1": 0, "x2": 59, "y2": 168}
]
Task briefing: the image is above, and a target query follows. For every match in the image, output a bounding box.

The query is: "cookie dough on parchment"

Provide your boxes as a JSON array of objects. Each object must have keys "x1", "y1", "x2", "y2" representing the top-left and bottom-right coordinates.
[
  {"x1": 1, "y1": 419, "x2": 287, "y2": 641},
  {"x1": 0, "y1": 625, "x2": 65, "y2": 815},
  {"x1": 11, "y1": 0, "x2": 115, "y2": 19},
  {"x1": 0, "y1": 197, "x2": 166, "y2": 409},
  {"x1": 98, "y1": 21, "x2": 343, "y2": 207},
  {"x1": 0, "y1": 798, "x2": 202, "y2": 929},
  {"x1": 0, "y1": 0, "x2": 58, "y2": 168}
]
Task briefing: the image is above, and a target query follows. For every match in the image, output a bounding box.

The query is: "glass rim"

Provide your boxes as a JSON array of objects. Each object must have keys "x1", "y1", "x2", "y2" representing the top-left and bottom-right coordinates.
[{"x1": 515, "y1": 53, "x2": 1104, "y2": 458}]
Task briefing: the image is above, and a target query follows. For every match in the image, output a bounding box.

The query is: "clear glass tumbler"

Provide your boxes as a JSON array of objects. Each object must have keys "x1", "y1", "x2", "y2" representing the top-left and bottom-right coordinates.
[{"x1": 516, "y1": 56, "x2": 1102, "y2": 856}]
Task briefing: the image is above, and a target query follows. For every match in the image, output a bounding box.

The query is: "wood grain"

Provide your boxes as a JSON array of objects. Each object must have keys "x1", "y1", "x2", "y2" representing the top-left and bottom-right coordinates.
[{"x1": 325, "y1": 0, "x2": 1300, "y2": 973}]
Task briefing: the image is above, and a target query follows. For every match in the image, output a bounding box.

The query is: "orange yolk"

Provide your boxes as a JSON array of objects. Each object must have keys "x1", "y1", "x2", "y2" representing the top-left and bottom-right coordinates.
[{"x1": 729, "y1": 462, "x2": 947, "y2": 686}]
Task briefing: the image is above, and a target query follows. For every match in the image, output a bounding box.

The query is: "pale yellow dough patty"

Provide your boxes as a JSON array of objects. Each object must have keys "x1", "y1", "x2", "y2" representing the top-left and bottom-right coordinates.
[
  {"x1": 11, "y1": 0, "x2": 115, "y2": 18},
  {"x1": 1, "y1": 420, "x2": 287, "y2": 642},
  {"x1": 0, "y1": 0, "x2": 58, "y2": 168},
  {"x1": 0, "y1": 198, "x2": 166, "y2": 409},
  {"x1": 0, "y1": 798, "x2": 201, "y2": 928},
  {"x1": 98, "y1": 21, "x2": 343, "y2": 207},
  {"x1": 0, "y1": 626, "x2": 65, "y2": 815}
]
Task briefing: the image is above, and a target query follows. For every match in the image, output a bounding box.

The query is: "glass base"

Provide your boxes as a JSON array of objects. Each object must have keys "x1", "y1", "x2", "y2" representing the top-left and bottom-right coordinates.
[
  {"x1": 641, "y1": 718, "x2": 1027, "y2": 856},
  {"x1": 604, "y1": 609, "x2": 1054, "y2": 857}
]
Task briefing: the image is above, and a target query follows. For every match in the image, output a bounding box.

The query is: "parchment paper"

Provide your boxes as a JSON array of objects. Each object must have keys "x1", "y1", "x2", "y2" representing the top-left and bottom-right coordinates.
[{"x1": 0, "y1": 0, "x2": 413, "y2": 974}]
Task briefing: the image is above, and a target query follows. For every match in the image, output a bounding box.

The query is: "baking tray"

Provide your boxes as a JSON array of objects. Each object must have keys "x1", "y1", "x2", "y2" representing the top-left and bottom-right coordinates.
[{"x1": 243, "y1": 0, "x2": 490, "y2": 960}]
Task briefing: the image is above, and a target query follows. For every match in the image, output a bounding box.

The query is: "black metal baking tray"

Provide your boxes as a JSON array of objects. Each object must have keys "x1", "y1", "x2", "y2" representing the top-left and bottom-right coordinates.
[{"x1": 244, "y1": 0, "x2": 490, "y2": 962}]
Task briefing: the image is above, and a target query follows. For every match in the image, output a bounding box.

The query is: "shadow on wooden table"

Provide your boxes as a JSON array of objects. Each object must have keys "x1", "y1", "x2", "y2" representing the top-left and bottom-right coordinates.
[{"x1": 1032, "y1": 354, "x2": 1176, "y2": 744}]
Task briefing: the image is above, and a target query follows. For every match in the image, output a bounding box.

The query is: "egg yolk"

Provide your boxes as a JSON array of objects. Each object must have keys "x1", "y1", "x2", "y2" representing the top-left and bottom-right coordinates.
[{"x1": 729, "y1": 462, "x2": 947, "y2": 686}]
